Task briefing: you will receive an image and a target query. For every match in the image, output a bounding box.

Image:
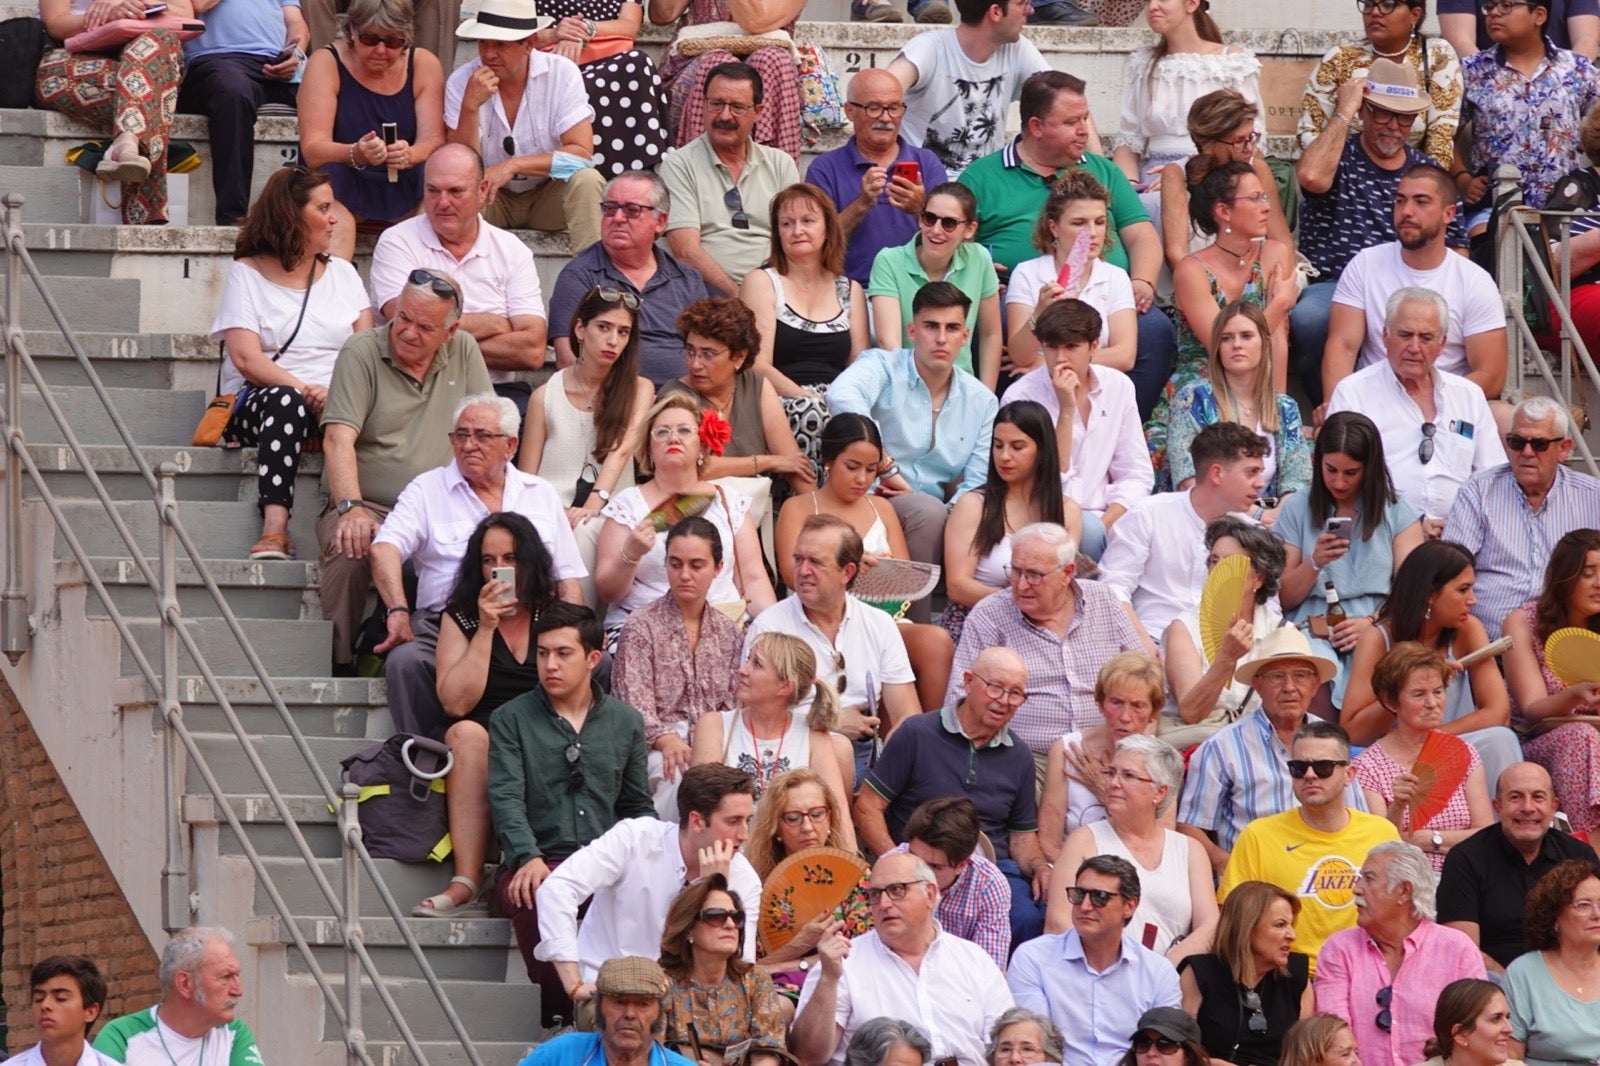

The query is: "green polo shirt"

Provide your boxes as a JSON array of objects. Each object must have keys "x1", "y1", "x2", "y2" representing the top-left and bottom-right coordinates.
[
  {"x1": 321, "y1": 324, "x2": 493, "y2": 507},
  {"x1": 866, "y1": 236, "x2": 999, "y2": 373},
  {"x1": 959, "y1": 138, "x2": 1148, "y2": 273}
]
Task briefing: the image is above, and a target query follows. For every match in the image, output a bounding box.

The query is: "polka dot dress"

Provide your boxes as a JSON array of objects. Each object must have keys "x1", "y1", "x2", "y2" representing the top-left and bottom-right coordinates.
[{"x1": 542, "y1": 0, "x2": 670, "y2": 177}]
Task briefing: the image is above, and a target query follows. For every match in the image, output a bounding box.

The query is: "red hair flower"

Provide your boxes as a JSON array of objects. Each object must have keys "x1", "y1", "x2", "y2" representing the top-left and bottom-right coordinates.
[{"x1": 699, "y1": 409, "x2": 732, "y2": 456}]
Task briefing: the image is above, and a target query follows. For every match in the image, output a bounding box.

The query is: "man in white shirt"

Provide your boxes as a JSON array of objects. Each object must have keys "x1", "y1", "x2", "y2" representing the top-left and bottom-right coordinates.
[
  {"x1": 1098, "y1": 421, "x2": 1267, "y2": 639},
  {"x1": 535, "y1": 764, "x2": 763, "y2": 1004},
  {"x1": 370, "y1": 393, "x2": 586, "y2": 737},
  {"x1": 445, "y1": 0, "x2": 604, "y2": 250},
  {"x1": 1002, "y1": 299, "x2": 1151, "y2": 559},
  {"x1": 744, "y1": 514, "x2": 922, "y2": 780},
  {"x1": 369, "y1": 144, "x2": 549, "y2": 417},
  {"x1": 1327, "y1": 286, "x2": 1504, "y2": 529},
  {"x1": 94, "y1": 928, "x2": 264, "y2": 1066},
  {"x1": 15, "y1": 956, "x2": 119, "y2": 1066},
  {"x1": 1320, "y1": 163, "x2": 1507, "y2": 408},
  {"x1": 791, "y1": 851, "x2": 1013, "y2": 1066}
]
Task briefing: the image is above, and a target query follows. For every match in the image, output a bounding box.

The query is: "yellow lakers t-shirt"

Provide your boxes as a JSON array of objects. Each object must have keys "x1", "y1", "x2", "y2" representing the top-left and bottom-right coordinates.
[{"x1": 1218, "y1": 809, "x2": 1400, "y2": 973}]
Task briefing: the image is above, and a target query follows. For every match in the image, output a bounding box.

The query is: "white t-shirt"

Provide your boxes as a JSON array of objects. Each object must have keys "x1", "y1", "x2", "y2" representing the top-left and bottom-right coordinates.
[
  {"x1": 444, "y1": 53, "x2": 594, "y2": 195},
  {"x1": 1005, "y1": 256, "x2": 1136, "y2": 348},
  {"x1": 209, "y1": 257, "x2": 370, "y2": 394},
  {"x1": 897, "y1": 30, "x2": 1050, "y2": 177},
  {"x1": 1331, "y1": 242, "x2": 1506, "y2": 377}
]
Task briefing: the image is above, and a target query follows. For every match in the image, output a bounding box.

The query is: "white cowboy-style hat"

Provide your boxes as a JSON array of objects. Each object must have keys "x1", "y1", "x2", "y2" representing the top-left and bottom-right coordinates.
[
  {"x1": 1233, "y1": 624, "x2": 1339, "y2": 686},
  {"x1": 456, "y1": 0, "x2": 550, "y2": 40}
]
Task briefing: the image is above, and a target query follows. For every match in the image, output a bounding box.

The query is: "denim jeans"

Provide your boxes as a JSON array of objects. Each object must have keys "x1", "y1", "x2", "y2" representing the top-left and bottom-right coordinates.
[
  {"x1": 1289, "y1": 280, "x2": 1339, "y2": 407},
  {"x1": 1130, "y1": 307, "x2": 1178, "y2": 422}
]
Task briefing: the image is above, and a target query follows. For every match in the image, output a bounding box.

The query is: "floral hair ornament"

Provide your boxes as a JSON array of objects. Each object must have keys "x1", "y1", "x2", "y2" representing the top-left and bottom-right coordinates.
[{"x1": 699, "y1": 409, "x2": 732, "y2": 456}]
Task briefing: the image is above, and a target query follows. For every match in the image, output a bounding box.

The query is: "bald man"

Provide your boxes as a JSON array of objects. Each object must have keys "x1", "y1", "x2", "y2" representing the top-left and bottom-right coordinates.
[
  {"x1": 805, "y1": 68, "x2": 948, "y2": 285},
  {"x1": 857, "y1": 645, "x2": 1052, "y2": 942}
]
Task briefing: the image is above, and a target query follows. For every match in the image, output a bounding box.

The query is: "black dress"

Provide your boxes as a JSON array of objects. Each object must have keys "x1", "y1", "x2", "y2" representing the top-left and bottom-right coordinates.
[
  {"x1": 1179, "y1": 952, "x2": 1309, "y2": 1066},
  {"x1": 449, "y1": 609, "x2": 542, "y2": 729}
]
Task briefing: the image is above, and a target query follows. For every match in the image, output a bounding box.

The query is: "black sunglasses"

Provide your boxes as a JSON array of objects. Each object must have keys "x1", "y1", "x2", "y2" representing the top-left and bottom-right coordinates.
[
  {"x1": 1507, "y1": 433, "x2": 1563, "y2": 453},
  {"x1": 1418, "y1": 422, "x2": 1436, "y2": 464},
  {"x1": 724, "y1": 186, "x2": 750, "y2": 230},
  {"x1": 1133, "y1": 1036, "x2": 1183, "y2": 1055},
  {"x1": 1287, "y1": 758, "x2": 1350, "y2": 779},
  {"x1": 564, "y1": 742, "x2": 584, "y2": 793},
  {"x1": 408, "y1": 268, "x2": 461, "y2": 310},
  {"x1": 697, "y1": 907, "x2": 746, "y2": 926},
  {"x1": 502, "y1": 134, "x2": 515, "y2": 156},
  {"x1": 1244, "y1": 989, "x2": 1268, "y2": 1034},
  {"x1": 1376, "y1": 985, "x2": 1393, "y2": 1033},
  {"x1": 356, "y1": 30, "x2": 410, "y2": 48},
  {"x1": 1066, "y1": 886, "x2": 1121, "y2": 908},
  {"x1": 920, "y1": 210, "x2": 967, "y2": 231},
  {"x1": 599, "y1": 199, "x2": 656, "y2": 220}
]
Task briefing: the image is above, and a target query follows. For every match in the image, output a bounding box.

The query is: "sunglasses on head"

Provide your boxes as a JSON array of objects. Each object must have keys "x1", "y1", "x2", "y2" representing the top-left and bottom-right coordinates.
[
  {"x1": 1507, "y1": 433, "x2": 1563, "y2": 453},
  {"x1": 1133, "y1": 1035, "x2": 1183, "y2": 1055},
  {"x1": 1287, "y1": 758, "x2": 1350, "y2": 779},
  {"x1": 408, "y1": 268, "x2": 461, "y2": 309},
  {"x1": 356, "y1": 30, "x2": 410, "y2": 48},
  {"x1": 1065, "y1": 886, "x2": 1121, "y2": 908}
]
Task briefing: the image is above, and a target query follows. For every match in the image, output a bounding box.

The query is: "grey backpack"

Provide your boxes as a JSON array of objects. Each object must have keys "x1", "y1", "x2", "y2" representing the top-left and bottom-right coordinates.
[{"x1": 340, "y1": 734, "x2": 453, "y2": 863}]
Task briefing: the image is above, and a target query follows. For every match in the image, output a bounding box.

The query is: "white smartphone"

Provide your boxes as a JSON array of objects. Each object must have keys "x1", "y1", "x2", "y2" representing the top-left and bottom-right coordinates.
[
  {"x1": 1325, "y1": 516, "x2": 1354, "y2": 541},
  {"x1": 490, "y1": 566, "x2": 515, "y2": 604}
]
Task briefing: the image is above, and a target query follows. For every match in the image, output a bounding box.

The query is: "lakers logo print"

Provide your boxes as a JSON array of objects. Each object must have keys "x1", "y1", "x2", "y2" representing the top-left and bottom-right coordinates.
[{"x1": 1297, "y1": 855, "x2": 1360, "y2": 910}]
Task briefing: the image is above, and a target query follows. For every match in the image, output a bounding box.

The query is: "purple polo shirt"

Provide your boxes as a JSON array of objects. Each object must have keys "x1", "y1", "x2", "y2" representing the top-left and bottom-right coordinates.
[{"x1": 807, "y1": 135, "x2": 948, "y2": 285}]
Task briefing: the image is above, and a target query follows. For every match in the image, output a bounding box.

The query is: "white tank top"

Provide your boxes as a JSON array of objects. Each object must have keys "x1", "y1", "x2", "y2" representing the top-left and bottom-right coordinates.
[
  {"x1": 717, "y1": 708, "x2": 812, "y2": 802},
  {"x1": 1087, "y1": 819, "x2": 1193, "y2": 955}
]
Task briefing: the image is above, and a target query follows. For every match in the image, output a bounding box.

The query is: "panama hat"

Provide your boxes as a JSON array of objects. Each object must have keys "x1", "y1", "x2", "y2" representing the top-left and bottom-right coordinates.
[
  {"x1": 1233, "y1": 624, "x2": 1338, "y2": 686},
  {"x1": 457, "y1": 0, "x2": 549, "y2": 40},
  {"x1": 1361, "y1": 58, "x2": 1431, "y2": 116}
]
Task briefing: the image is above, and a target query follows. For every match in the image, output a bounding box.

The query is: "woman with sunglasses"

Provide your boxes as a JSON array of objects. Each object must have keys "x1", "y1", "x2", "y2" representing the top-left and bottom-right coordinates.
[
  {"x1": 413, "y1": 512, "x2": 562, "y2": 916},
  {"x1": 690, "y1": 632, "x2": 855, "y2": 841},
  {"x1": 1045, "y1": 735, "x2": 1217, "y2": 961},
  {"x1": 298, "y1": 0, "x2": 446, "y2": 260},
  {"x1": 594, "y1": 391, "x2": 776, "y2": 637},
  {"x1": 1160, "y1": 91, "x2": 1291, "y2": 272},
  {"x1": 1112, "y1": 0, "x2": 1263, "y2": 206},
  {"x1": 1418, "y1": 979, "x2": 1521, "y2": 1066},
  {"x1": 1180, "y1": 881, "x2": 1311, "y2": 1066},
  {"x1": 1505, "y1": 860, "x2": 1600, "y2": 1066},
  {"x1": 1351, "y1": 642, "x2": 1492, "y2": 873},
  {"x1": 1501, "y1": 528, "x2": 1600, "y2": 833},
  {"x1": 1275, "y1": 411, "x2": 1424, "y2": 711},
  {"x1": 1342, "y1": 541, "x2": 1522, "y2": 787},
  {"x1": 520, "y1": 286, "x2": 654, "y2": 527},
  {"x1": 209, "y1": 166, "x2": 374, "y2": 561},
  {"x1": 1117, "y1": 1008, "x2": 1212, "y2": 1066},
  {"x1": 1005, "y1": 171, "x2": 1139, "y2": 378},
  {"x1": 868, "y1": 182, "x2": 1002, "y2": 390},
  {"x1": 1297, "y1": 0, "x2": 1461, "y2": 167},
  {"x1": 659, "y1": 874, "x2": 785, "y2": 1063}
]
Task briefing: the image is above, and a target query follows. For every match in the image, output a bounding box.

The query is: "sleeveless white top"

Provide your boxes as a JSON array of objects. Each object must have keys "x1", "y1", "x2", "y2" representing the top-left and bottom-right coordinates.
[
  {"x1": 537, "y1": 367, "x2": 637, "y2": 508},
  {"x1": 717, "y1": 707, "x2": 812, "y2": 802},
  {"x1": 1087, "y1": 819, "x2": 1194, "y2": 955}
]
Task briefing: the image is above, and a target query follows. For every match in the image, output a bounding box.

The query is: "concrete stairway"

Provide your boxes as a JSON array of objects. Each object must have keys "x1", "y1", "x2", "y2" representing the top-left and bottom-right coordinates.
[{"x1": 0, "y1": 182, "x2": 537, "y2": 1064}]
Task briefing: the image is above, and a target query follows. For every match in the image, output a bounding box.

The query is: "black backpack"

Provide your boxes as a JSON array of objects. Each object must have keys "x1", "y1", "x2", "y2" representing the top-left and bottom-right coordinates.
[{"x1": 0, "y1": 17, "x2": 48, "y2": 110}]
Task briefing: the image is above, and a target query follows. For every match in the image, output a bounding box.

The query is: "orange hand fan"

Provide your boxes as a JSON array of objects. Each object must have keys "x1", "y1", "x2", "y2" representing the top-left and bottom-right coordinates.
[
  {"x1": 757, "y1": 846, "x2": 869, "y2": 956},
  {"x1": 1545, "y1": 628, "x2": 1600, "y2": 686},
  {"x1": 1408, "y1": 729, "x2": 1473, "y2": 829},
  {"x1": 1199, "y1": 554, "x2": 1254, "y2": 662}
]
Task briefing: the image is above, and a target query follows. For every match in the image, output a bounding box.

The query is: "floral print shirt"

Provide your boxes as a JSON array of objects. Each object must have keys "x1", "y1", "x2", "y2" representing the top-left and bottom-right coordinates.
[
  {"x1": 1462, "y1": 39, "x2": 1600, "y2": 207},
  {"x1": 661, "y1": 968, "x2": 786, "y2": 1053}
]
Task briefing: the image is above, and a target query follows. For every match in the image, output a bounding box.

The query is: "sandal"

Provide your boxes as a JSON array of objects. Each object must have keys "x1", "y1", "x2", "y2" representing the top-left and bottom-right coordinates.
[
  {"x1": 249, "y1": 533, "x2": 295, "y2": 561},
  {"x1": 96, "y1": 144, "x2": 152, "y2": 185},
  {"x1": 412, "y1": 875, "x2": 489, "y2": 917}
]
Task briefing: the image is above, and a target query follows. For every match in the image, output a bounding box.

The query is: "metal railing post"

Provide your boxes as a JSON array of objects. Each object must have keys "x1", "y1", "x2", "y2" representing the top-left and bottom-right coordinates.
[
  {"x1": 1, "y1": 194, "x2": 30, "y2": 665},
  {"x1": 339, "y1": 782, "x2": 366, "y2": 1066},
  {"x1": 1493, "y1": 164, "x2": 1526, "y2": 395},
  {"x1": 158, "y1": 463, "x2": 191, "y2": 932}
]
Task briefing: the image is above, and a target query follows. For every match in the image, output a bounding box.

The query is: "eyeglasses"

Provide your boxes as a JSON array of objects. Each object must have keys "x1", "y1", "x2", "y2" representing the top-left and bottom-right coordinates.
[
  {"x1": 1132, "y1": 1036, "x2": 1183, "y2": 1056},
  {"x1": 1104, "y1": 766, "x2": 1156, "y2": 786},
  {"x1": 864, "y1": 880, "x2": 931, "y2": 904},
  {"x1": 682, "y1": 344, "x2": 729, "y2": 364},
  {"x1": 564, "y1": 743, "x2": 584, "y2": 793},
  {"x1": 780, "y1": 806, "x2": 830, "y2": 827},
  {"x1": 971, "y1": 671, "x2": 1028, "y2": 706},
  {"x1": 1243, "y1": 989, "x2": 1268, "y2": 1035},
  {"x1": 697, "y1": 907, "x2": 746, "y2": 926},
  {"x1": 356, "y1": 29, "x2": 410, "y2": 48},
  {"x1": 1507, "y1": 433, "x2": 1564, "y2": 453},
  {"x1": 1480, "y1": 0, "x2": 1531, "y2": 12},
  {"x1": 920, "y1": 210, "x2": 968, "y2": 231},
  {"x1": 724, "y1": 187, "x2": 750, "y2": 230},
  {"x1": 407, "y1": 268, "x2": 461, "y2": 310},
  {"x1": 1570, "y1": 898, "x2": 1600, "y2": 915},
  {"x1": 650, "y1": 425, "x2": 698, "y2": 441},
  {"x1": 1419, "y1": 422, "x2": 1436, "y2": 465},
  {"x1": 1065, "y1": 886, "x2": 1122, "y2": 908},
  {"x1": 706, "y1": 98, "x2": 755, "y2": 116},
  {"x1": 1363, "y1": 106, "x2": 1415, "y2": 128},
  {"x1": 1355, "y1": 0, "x2": 1406, "y2": 12},
  {"x1": 1223, "y1": 131, "x2": 1260, "y2": 150},
  {"x1": 1005, "y1": 563, "x2": 1067, "y2": 587},
  {"x1": 587, "y1": 285, "x2": 641, "y2": 310},
  {"x1": 448, "y1": 429, "x2": 509, "y2": 445},
  {"x1": 599, "y1": 199, "x2": 657, "y2": 220},
  {"x1": 995, "y1": 1043, "x2": 1045, "y2": 1061},
  {"x1": 847, "y1": 101, "x2": 907, "y2": 118},
  {"x1": 1287, "y1": 758, "x2": 1350, "y2": 779},
  {"x1": 1375, "y1": 986, "x2": 1393, "y2": 1033},
  {"x1": 1256, "y1": 668, "x2": 1320, "y2": 686},
  {"x1": 1230, "y1": 192, "x2": 1273, "y2": 205}
]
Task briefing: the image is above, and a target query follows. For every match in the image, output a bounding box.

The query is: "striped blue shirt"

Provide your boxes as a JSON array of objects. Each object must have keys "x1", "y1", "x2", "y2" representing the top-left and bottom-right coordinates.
[
  {"x1": 1443, "y1": 464, "x2": 1600, "y2": 639},
  {"x1": 1176, "y1": 708, "x2": 1369, "y2": 853}
]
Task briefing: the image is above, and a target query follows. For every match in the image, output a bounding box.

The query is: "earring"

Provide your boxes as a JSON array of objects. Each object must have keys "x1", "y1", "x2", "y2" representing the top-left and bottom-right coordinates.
[{"x1": 1224, "y1": 224, "x2": 1232, "y2": 235}]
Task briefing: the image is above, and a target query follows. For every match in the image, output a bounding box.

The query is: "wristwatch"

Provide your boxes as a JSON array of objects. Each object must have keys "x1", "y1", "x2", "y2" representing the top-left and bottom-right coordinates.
[
  {"x1": 582, "y1": 16, "x2": 597, "y2": 36},
  {"x1": 335, "y1": 498, "x2": 367, "y2": 516},
  {"x1": 1430, "y1": 830, "x2": 1444, "y2": 854},
  {"x1": 593, "y1": 488, "x2": 611, "y2": 504}
]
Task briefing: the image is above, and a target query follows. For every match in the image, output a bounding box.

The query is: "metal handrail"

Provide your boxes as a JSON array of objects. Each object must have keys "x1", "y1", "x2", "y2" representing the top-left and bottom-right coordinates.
[{"x1": 0, "y1": 195, "x2": 486, "y2": 1066}]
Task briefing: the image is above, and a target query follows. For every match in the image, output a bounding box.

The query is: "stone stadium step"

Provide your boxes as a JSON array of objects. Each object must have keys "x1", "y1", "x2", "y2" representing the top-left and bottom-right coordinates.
[
  {"x1": 49, "y1": 497, "x2": 321, "y2": 558},
  {"x1": 7, "y1": 384, "x2": 206, "y2": 445},
  {"x1": 118, "y1": 615, "x2": 334, "y2": 677},
  {"x1": 189, "y1": 731, "x2": 365, "y2": 798},
  {"x1": 64, "y1": 554, "x2": 319, "y2": 620},
  {"x1": 255, "y1": 855, "x2": 496, "y2": 920},
  {"x1": 24, "y1": 443, "x2": 322, "y2": 504},
  {"x1": 18, "y1": 330, "x2": 216, "y2": 392},
  {"x1": 162, "y1": 675, "x2": 390, "y2": 740}
]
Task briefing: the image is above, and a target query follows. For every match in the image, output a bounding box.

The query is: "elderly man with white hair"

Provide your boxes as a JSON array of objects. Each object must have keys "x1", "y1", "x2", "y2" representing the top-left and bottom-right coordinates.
[
  {"x1": 94, "y1": 926, "x2": 262, "y2": 1065},
  {"x1": 949, "y1": 523, "x2": 1155, "y2": 758},
  {"x1": 1444, "y1": 394, "x2": 1600, "y2": 638},
  {"x1": 1326, "y1": 286, "x2": 1505, "y2": 531},
  {"x1": 371, "y1": 392, "x2": 587, "y2": 739},
  {"x1": 793, "y1": 850, "x2": 1014, "y2": 1066},
  {"x1": 1314, "y1": 841, "x2": 1486, "y2": 1066}
]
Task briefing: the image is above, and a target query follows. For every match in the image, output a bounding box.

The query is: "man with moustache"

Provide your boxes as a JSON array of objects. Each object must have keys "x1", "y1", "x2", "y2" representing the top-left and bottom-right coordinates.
[
  {"x1": 95, "y1": 927, "x2": 263, "y2": 1065},
  {"x1": 518, "y1": 957, "x2": 697, "y2": 1066},
  {"x1": 1320, "y1": 164, "x2": 1506, "y2": 408},
  {"x1": 1290, "y1": 61, "x2": 1468, "y2": 406},
  {"x1": 806, "y1": 69, "x2": 947, "y2": 286}
]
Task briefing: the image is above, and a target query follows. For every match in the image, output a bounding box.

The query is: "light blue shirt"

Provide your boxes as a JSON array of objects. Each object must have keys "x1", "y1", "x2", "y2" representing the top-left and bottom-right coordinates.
[
  {"x1": 1007, "y1": 929, "x2": 1180, "y2": 1066},
  {"x1": 184, "y1": 0, "x2": 298, "y2": 60},
  {"x1": 520, "y1": 1032, "x2": 698, "y2": 1066},
  {"x1": 826, "y1": 347, "x2": 996, "y2": 500}
]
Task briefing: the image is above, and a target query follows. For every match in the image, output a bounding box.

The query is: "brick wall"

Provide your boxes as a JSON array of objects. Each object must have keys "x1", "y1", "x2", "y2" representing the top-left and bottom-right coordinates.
[{"x1": 0, "y1": 676, "x2": 160, "y2": 1052}]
